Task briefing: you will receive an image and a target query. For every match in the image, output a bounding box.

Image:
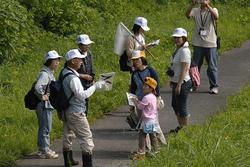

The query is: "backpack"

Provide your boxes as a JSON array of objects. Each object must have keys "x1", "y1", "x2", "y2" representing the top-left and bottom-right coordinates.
[
  {"x1": 119, "y1": 51, "x2": 131, "y2": 71},
  {"x1": 49, "y1": 71, "x2": 75, "y2": 120},
  {"x1": 24, "y1": 82, "x2": 41, "y2": 110},
  {"x1": 24, "y1": 70, "x2": 47, "y2": 110},
  {"x1": 126, "y1": 109, "x2": 139, "y2": 129},
  {"x1": 189, "y1": 62, "x2": 200, "y2": 90}
]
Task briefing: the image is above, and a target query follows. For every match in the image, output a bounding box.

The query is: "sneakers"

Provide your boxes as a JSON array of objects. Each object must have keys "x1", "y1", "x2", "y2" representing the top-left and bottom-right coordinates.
[
  {"x1": 38, "y1": 149, "x2": 59, "y2": 159},
  {"x1": 169, "y1": 126, "x2": 182, "y2": 134},
  {"x1": 209, "y1": 87, "x2": 219, "y2": 94},
  {"x1": 129, "y1": 151, "x2": 145, "y2": 160}
]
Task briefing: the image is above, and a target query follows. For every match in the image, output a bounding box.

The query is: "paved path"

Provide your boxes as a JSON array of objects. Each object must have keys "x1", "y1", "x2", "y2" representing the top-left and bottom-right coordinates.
[{"x1": 16, "y1": 41, "x2": 250, "y2": 167}]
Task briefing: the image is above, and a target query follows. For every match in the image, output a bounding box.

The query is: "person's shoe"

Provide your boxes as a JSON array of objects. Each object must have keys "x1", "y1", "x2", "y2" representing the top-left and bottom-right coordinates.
[
  {"x1": 169, "y1": 126, "x2": 182, "y2": 134},
  {"x1": 209, "y1": 87, "x2": 219, "y2": 94},
  {"x1": 39, "y1": 150, "x2": 59, "y2": 159},
  {"x1": 129, "y1": 151, "x2": 145, "y2": 160}
]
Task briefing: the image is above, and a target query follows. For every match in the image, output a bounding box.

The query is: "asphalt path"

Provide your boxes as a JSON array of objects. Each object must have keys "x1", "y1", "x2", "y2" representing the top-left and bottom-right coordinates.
[{"x1": 16, "y1": 40, "x2": 250, "y2": 167}]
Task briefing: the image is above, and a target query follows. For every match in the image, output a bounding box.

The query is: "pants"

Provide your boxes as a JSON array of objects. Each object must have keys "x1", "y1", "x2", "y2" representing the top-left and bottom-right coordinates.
[
  {"x1": 171, "y1": 80, "x2": 192, "y2": 118},
  {"x1": 63, "y1": 112, "x2": 94, "y2": 154},
  {"x1": 36, "y1": 102, "x2": 52, "y2": 153},
  {"x1": 193, "y1": 46, "x2": 219, "y2": 89}
]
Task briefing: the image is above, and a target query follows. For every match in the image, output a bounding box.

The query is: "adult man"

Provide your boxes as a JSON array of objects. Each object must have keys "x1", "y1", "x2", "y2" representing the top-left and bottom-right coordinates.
[
  {"x1": 186, "y1": 0, "x2": 219, "y2": 94},
  {"x1": 77, "y1": 34, "x2": 95, "y2": 116},
  {"x1": 61, "y1": 49, "x2": 105, "y2": 167}
]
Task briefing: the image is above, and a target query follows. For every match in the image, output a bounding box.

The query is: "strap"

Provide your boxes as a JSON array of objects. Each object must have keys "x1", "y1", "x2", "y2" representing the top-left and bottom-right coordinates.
[
  {"x1": 211, "y1": 16, "x2": 218, "y2": 35},
  {"x1": 60, "y1": 68, "x2": 76, "y2": 101}
]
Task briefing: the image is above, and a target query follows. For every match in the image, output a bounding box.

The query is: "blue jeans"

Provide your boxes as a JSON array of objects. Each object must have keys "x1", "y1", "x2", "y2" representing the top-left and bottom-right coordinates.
[
  {"x1": 36, "y1": 102, "x2": 52, "y2": 153},
  {"x1": 193, "y1": 46, "x2": 219, "y2": 89},
  {"x1": 171, "y1": 80, "x2": 192, "y2": 117}
]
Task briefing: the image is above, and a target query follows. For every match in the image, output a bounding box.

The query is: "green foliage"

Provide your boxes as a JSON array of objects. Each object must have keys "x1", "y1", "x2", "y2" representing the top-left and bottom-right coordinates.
[
  {"x1": 0, "y1": 0, "x2": 250, "y2": 166},
  {"x1": 0, "y1": 0, "x2": 35, "y2": 64},
  {"x1": 19, "y1": 0, "x2": 101, "y2": 36},
  {"x1": 212, "y1": 0, "x2": 250, "y2": 7}
]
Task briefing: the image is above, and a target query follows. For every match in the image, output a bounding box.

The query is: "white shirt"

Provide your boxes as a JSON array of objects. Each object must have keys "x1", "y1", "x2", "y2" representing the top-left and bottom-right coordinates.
[
  {"x1": 170, "y1": 42, "x2": 191, "y2": 83},
  {"x1": 62, "y1": 67, "x2": 96, "y2": 113}
]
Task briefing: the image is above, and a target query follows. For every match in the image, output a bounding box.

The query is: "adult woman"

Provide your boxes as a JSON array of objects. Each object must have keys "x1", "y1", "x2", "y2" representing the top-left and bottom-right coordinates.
[
  {"x1": 167, "y1": 28, "x2": 192, "y2": 133},
  {"x1": 35, "y1": 50, "x2": 61, "y2": 158},
  {"x1": 125, "y1": 17, "x2": 153, "y2": 70}
]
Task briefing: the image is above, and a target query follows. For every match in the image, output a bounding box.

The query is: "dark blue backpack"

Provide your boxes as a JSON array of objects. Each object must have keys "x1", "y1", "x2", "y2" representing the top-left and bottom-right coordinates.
[{"x1": 49, "y1": 71, "x2": 74, "y2": 120}]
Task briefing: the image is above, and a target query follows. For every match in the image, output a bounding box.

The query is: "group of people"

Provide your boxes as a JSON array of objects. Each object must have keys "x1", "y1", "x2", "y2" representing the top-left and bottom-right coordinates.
[
  {"x1": 126, "y1": 0, "x2": 219, "y2": 159},
  {"x1": 34, "y1": 34, "x2": 106, "y2": 166},
  {"x1": 31, "y1": 0, "x2": 219, "y2": 166}
]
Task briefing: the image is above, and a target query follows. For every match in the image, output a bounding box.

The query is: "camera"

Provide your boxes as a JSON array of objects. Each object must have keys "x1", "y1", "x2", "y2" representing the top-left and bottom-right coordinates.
[{"x1": 166, "y1": 67, "x2": 174, "y2": 77}]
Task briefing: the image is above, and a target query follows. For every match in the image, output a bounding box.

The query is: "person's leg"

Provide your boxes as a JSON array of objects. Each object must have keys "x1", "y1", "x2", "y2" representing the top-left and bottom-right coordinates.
[
  {"x1": 85, "y1": 98, "x2": 89, "y2": 116},
  {"x1": 171, "y1": 83, "x2": 178, "y2": 113},
  {"x1": 205, "y1": 47, "x2": 219, "y2": 90},
  {"x1": 177, "y1": 80, "x2": 192, "y2": 127},
  {"x1": 67, "y1": 112, "x2": 94, "y2": 166},
  {"x1": 156, "y1": 127, "x2": 166, "y2": 146},
  {"x1": 36, "y1": 107, "x2": 52, "y2": 153},
  {"x1": 36, "y1": 106, "x2": 58, "y2": 158},
  {"x1": 63, "y1": 115, "x2": 77, "y2": 166},
  {"x1": 138, "y1": 130, "x2": 146, "y2": 154},
  {"x1": 170, "y1": 83, "x2": 182, "y2": 133},
  {"x1": 36, "y1": 107, "x2": 44, "y2": 153},
  {"x1": 193, "y1": 46, "x2": 205, "y2": 71},
  {"x1": 149, "y1": 133, "x2": 159, "y2": 153}
]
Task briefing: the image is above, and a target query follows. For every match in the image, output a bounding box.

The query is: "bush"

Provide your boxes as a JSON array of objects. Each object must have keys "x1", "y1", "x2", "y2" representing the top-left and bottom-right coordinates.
[
  {"x1": 19, "y1": 0, "x2": 101, "y2": 36},
  {"x1": 0, "y1": 0, "x2": 34, "y2": 64}
]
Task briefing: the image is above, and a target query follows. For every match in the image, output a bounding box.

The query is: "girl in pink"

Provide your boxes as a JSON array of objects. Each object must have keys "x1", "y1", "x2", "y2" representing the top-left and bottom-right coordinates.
[{"x1": 132, "y1": 77, "x2": 159, "y2": 159}]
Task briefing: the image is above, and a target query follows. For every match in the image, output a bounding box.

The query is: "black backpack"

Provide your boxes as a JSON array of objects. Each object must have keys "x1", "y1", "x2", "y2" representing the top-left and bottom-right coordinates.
[
  {"x1": 24, "y1": 70, "x2": 47, "y2": 110},
  {"x1": 119, "y1": 51, "x2": 131, "y2": 71},
  {"x1": 24, "y1": 82, "x2": 41, "y2": 110},
  {"x1": 49, "y1": 70, "x2": 74, "y2": 120}
]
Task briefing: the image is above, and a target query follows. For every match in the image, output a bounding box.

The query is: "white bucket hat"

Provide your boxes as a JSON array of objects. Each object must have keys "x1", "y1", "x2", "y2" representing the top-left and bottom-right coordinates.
[
  {"x1": 44, "y1": 50, "x2": 61, "y2": 62},
  {"x1": 134, "y1": 17, "x2": 150, "y2": 31},
  {"x1": 65, "y1": 49, "x2": 85, "y2": 61},
  {"x1": 172, "y1": 28, "x2": 188, "y2": 37},
  {"x1": 77, "y1": 34, "x2": 94, "y2": 45}
]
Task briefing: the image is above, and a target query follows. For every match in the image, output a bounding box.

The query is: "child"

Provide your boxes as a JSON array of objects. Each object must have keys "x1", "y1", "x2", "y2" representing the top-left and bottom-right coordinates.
[{"x1": 132, "y1": 77, "x2": 159, "y2": 159}]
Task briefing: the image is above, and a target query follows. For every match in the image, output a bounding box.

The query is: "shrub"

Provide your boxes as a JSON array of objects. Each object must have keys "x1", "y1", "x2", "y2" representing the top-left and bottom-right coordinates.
[{"x1": 0, "y1": 0, "x2": 34, "y2": 64}]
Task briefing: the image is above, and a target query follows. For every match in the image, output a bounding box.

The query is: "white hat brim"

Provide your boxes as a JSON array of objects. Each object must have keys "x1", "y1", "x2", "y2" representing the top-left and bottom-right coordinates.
[{"x1": 141, "y1": 26, "x2": 150, "y2": 31}]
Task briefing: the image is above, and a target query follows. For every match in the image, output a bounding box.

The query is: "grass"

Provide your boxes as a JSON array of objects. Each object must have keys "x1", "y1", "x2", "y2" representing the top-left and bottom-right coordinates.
[
  {"x1": 0, "y1": 0, "x2": 249, "y2": 166},
  {"x1": 134, "y1": 85, "x2": 250, "y2": 166}
]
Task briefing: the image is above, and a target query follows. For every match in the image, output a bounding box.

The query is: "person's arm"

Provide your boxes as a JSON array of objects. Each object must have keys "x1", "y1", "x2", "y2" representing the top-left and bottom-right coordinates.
[
  {"x1": 129, "y1": 73, "x2": 137, "y2": 94},
  {"x1": 186, "y1": 0, "x2": 196, "y2": 18},
  {"x1": 35, "y1": 71, "x2": 50, "y2": 101},
  {"x1": 88, "y1": 52, "x2": 95, "y2": 81},
  {"x1": 69, "y1": 77, "x2": 96, "y2": 102},
  {"x1": 206, "y1": 3, "x2": 218, "y2": 20},
  {"x1": 175, "y1": 48, "x2": 191, "y2": 95},
  {"x1": 126, "y1": 36, "x2": 135, "y2": 59},
  {"x1": 175, "y1": 62, "x2": 190, "y2": 95},
  {"x1": 136, "y1": 96, "x2": 149, "y2": 111}
]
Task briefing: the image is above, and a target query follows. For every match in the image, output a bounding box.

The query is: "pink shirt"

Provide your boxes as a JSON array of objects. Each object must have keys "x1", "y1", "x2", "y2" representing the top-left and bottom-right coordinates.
[{"x1": 137, "y1": 93, "x2": 157, "y2": 122}]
